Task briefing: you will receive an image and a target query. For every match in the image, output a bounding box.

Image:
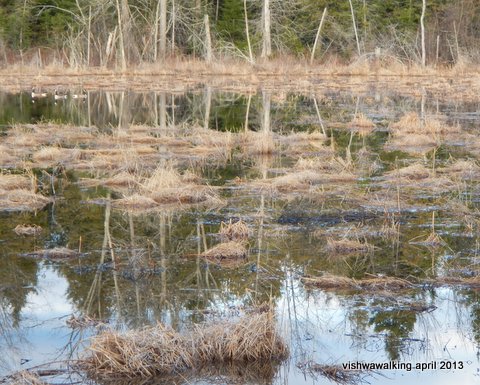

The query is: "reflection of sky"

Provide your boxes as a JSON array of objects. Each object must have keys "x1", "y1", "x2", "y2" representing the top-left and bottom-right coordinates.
[
  {"x1": 2, "y1": 263, "x2": 480, "y2": 384},
  {"x1": 276, "y1": 281, "x2": 480, "y2": 385},
  {"x1": 3, "y1": 264, "x2": 74, "y2": 373}
]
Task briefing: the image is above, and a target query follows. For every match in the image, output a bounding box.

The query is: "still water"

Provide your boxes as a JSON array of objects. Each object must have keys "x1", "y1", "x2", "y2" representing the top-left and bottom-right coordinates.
[{"x1": 1, "y1": 84, "x2": 480, "y2": 384}]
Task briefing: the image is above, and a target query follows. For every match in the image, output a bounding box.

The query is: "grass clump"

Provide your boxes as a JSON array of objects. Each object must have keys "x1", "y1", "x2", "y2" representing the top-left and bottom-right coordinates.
[
  {"x1": 26, "y1": 247, "x2": 80, "y2": 259},
  {"x1": 201, "y1": 241, "x2": 247, "y2": 261},
  {"x1": 4, "y1": 371, "x2": 46, "y2": 385},
  {"x1": 302, "y1": 274, "x2": 413, "y2": 291},
  {"x1": 0, "y1": 189, "x2": 51, "y2": 212},
  {"x1": 326, "y1": 237, "x2": 373, "y2": 254},
  {"x1": 219, "y1": 219, "x2": 250, "y2": 241},
  {"x1": 81, "y1": 312, "x2": 288, "y2": 379},
  {"x1": 14, "y1": 224, "x2": 42, "y2": 236}
]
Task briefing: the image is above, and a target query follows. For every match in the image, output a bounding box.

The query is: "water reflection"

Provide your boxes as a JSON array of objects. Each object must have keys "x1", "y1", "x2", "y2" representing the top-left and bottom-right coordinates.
[{"x1": 0, "y1": 85, "x2": 480, "y2": 384}]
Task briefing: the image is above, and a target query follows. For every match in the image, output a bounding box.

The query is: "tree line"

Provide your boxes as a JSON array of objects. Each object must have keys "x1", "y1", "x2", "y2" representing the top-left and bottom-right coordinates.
[{"x1": 0, "y1": 0, "x2": 479, "y2": 68}]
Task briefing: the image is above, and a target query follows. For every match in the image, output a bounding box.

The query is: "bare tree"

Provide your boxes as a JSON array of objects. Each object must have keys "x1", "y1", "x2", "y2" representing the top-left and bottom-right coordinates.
[
  {"x1": 348, "y1": 0, "x2": 361, "y2": 56},
  {"x1": 261, "y1": 0, "x2": 272, "y2": 58},
  {"x1": 310, "y1": 7, "x2": 327, "y2": 64},
  {"x1": 421, "y1": 0, "x2": 426, "y2": 66}
]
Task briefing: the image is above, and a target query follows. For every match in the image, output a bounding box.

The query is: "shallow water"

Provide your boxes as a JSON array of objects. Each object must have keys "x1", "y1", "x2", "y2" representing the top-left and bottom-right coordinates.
[{"x1": 1, "y1": 84, "x2": 480, "y2": 384}]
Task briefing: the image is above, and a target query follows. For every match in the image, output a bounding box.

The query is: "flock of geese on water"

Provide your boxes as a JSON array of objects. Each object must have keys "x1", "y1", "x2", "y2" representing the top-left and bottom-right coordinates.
[{"x1": 31, "y1": 88, "x2": 88, "y2": 103}]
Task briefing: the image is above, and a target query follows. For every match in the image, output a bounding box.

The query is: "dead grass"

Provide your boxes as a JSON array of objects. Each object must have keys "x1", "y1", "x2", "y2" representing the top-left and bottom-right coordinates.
[
  {"x1": 438, "y1": 159, "x2": 480, "y2": 180},
  {"x1": 384, "y1": 163, "x2": 431, "y2": 180},
  {"x1": 193, "y1": 312, "x2": 287, "y2": 363},
  {"x1": 112, "y1": 194, "x2": 159, "y2": 211},
  {"x1": 4, "y1": 371, "x2": 46, "y2": 385},
  {"x1": 14, "y1": 224, "x2": 42, "y2": 236},
  {"x1": 0, "y1": 189, "x2": 51, "y2": 211},
  {"x1": 0, "y1": 174, "x2": 32, "y2": 190},
  {"x1": 219, "y1": 219, "x2": 249, "y2": 241},
  {"x1": 302, "y1": 274, "x2": 413, "y2": 291},
  {"x1": 26, "y1": 247, "x2": 80, "y2": 259},
  {"x1": 351, "y1": 113, "x2": 375, "y2": 136},
  {"x1": 201, "y1": 241, "x2": 247, "y2": 261},
  {"x1": 241, "y1": 130, "x2": 277, "y2": 155},
  {"x1": 302, "y1": 274, "x2": 358, "y2": 290},
  {"x1": 81, "y1": 312, "x2": 287, "y2": 379},
  {"x1": 305, "y1": 363, "x2": 369, "y2": 385},
  {"x1": 326, "y1": 238, "x2": 373, "y2": 254}
]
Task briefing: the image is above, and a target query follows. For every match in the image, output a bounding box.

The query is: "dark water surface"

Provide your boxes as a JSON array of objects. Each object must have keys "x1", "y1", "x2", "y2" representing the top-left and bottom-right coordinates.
[{"x1": 1, "y1": 85, "x2": 480, "y2": 384}]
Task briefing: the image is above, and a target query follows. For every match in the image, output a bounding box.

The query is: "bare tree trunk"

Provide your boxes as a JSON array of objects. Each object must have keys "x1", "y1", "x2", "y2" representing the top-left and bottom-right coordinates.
[
  {"x1": 262, "y1": 90, "x2": 271, "y2": 134},
  {"x1": 171, "y1": 0, "x2": 176, "y2": 54},
  {"x1": 421, "y1": 0, "x2": 426, "y2": 67},
  {"x1": 348, "y1": 0, "x2": 361, "y2": 56},
  {"x1": 261, "y1": 0, "x2": 271, "y2": 58},
  {"x1": 204, "y1": 14, "x2": 212, "y2": 63},
  {"x1": 87, "y1": 6, "x2": 92, "y2": 66},
  {"x1": 204, "y1": 86, "x2": 211, "y2": 130},
  {"x1": 244, "y1": 0, "x2": 254, "y2": 63},
  {"x1": 244, "y1": 93, "x2": 252, "y2": 131},
  {"x1": 310, "y1": 7, "x2": 327, "y2": 64},
  {"x1": 154, "y1": 1, "x2": 160, "y2": 61},
  {"x1": 159, "y1": 0, "x2": 167, "y2": 59},
  {"x1": 115, "y1": 0, "x2": 127, "y2": 70},
  {"x1": 159, "y1": 91, "x2": 166, "y2": 130}
]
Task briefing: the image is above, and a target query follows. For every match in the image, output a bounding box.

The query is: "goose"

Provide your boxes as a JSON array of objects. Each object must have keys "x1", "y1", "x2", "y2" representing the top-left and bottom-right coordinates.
[
  {"x1": 72, "y1": 89, "x2": 87, "y2": 99},
  {"x1": 31, "y1": 88, "x2": 47, "y2": 98},
  {"x1": 54, "y1": 89, "x2": 67, "y2": 101}
]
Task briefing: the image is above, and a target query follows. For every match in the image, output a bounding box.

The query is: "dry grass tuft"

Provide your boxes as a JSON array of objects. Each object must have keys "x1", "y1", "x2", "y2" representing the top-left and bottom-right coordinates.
[
  {"x1": 112, "y1": 194, "x2": 159, "y2": 211},
  {"x1": 326, "y1": 238, "x2": 373, "y2": 254},
  {"x1": 14, "y1": 224, "x2": 42, "y2": 236},
  {"x1": 26, "y1": 247, "x2": 80, "y2": 259},
  {"x1": 0, "y1": 189, "x2": 51, "y2": 212},
  {"x1": 219, "y1": 219, "x2": 250, "y2": 241},
  {"x1": 384, "y1": 163, "x2": 431, "y2": 180},
  {"x1": 85, "y1": 323, "x2": 193, "y2": 378},
  {"x1": 438, "y1": 159, "x2": 480, "y2": 180},
  {"x1": 201, "y1": 241, "x2": 247, "y2": 261},
  {"x1": 4, "y1": 371, "x2": 46, "y2": 385},
  {"x1": 0, "y1": 174, "x2": 32, "y2": 190},
  {"x1": 302, "y1": 274, "x2": 413, "y2": 291},
  {"x1": 193, "y1": 312, "x2": 288, "y2": 363},
  {"x1": 81, "y1": 312, "x2": 287, "y2": 379},
  {"x1": 301, "y1": 274, "x2": 358, "y2": 290},
  {"x1": 241, "y1": 130, "x2": 277, "y2": 155},
  {"x1": 351, "y1": 113, "x2": 375, "y2": 128},
  {"x1": 360, "y1": 276, "x2": 413, "y2": 290},
  {"x1": 305, "y1": 363, "x2": 370, "y2": 385},
  {"x1": 66, "y1": 314, "x2": 106, "y2": 329}
]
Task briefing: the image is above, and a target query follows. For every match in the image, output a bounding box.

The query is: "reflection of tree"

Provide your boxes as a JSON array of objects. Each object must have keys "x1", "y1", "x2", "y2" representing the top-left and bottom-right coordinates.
[{"x1": 368, "y1": 309, "x2": 417, "y2": 360}]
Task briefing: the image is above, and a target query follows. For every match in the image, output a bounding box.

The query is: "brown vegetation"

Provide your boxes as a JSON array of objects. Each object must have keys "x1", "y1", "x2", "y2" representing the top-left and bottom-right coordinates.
[
  {"x1": 326, "y1": 238, "x2": 373, "y2": 254},
  {"x1": 14, "y1": 224, "x2": 42, "y2": 236},
  {"x1": 80, "y1": 312, "x2": 288, "y2": 379},
  {"x1": 26, "y1": 247, "x2": 80, "y2": 260},
  {"x1": 302, "y1": 274, "x2": 413, "y2": 291},
  {"x1": 201, "y1": 241, "x2": 248, "y2": 264},
  {"x1": 219, "y1": 219, "x2": 250, "y2": 241},
  {"x1": 0, "y1": 189, "x2": 51, "y2": 212}
]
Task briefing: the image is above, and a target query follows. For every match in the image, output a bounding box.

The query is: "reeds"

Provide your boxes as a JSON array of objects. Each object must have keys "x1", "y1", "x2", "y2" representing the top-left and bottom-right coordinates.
[
  {"x1": 14, "y1": 224, "x2": 42, "y2": 236},
  {"x1": 4, "y1": 371, "x2": 46, "y2": 385},
  {"x1": 0, "y1": 189, "x2": 51, "y2": 212},
  {"x1": 326, "y1": 237, "x2": 373, "y2": 254},
  {"x1": 26, "y1": 247, "x2": 80, "y2": 259},
  {"x1": 302, "y1": 274, "x2": 413, "y2": 291},
  {"x1": 219, "y1": 219, "x2": 249, "y2": 241},
  {"x1": 201, "y1": 241, "x2": 247, "y2": 261},
  {"x1": 81, "y1": 312, "x2": 288, "y2": 379}
]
